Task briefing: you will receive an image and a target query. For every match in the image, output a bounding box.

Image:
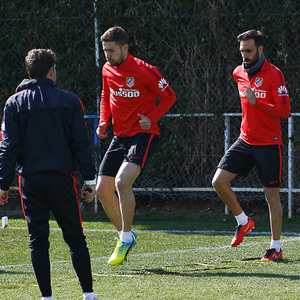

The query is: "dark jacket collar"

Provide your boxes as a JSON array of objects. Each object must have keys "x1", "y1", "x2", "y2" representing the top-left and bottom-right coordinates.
[{"x1": 16, "y1": 77, "x2": 55, "y2": 93}]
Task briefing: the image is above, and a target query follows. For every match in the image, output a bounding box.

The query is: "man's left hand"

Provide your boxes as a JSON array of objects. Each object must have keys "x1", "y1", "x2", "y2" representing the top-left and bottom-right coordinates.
[
  {"x1": 138, "y1": 114, "x2": 151, "y2": 130},
  {"x1": 243, "y1": 86, "x2": 256, "y2": 105},
  {"x1": 81, "y1": 184, "x2": 96, "y2": 203}
]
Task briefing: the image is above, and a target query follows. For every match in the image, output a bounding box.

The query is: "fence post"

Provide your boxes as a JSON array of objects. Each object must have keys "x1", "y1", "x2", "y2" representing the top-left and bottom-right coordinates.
[
  {"x1": 93, "y1": 117, "x2": 99, "y2": 213},
  {"x1": 224, "y1": 115, "x2": 230, "y2": 215},
  {"x1": 94, "y1": 0, "x2": 100, "y2": 213},
  {"x1": 288, "y1": 116, "x2": 294, "y2": 218}
]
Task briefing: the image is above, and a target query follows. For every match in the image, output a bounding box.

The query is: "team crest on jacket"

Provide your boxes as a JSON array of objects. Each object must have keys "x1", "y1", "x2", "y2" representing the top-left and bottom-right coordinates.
[
  {"x1": 255, "y1": 78, "x2": 263, "y2": 87},
  {"x1": 126, "y1": 77, "x2": 135, "y2": 88}
]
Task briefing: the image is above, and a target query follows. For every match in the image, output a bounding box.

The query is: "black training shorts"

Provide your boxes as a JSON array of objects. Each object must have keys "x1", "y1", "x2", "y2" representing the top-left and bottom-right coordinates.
[
  {"x1": 99, "y1": 132, "x2": 159, "y2": 177},
  {"x1": 217, "y1": 138, "x2": 282, "y2": 187}
]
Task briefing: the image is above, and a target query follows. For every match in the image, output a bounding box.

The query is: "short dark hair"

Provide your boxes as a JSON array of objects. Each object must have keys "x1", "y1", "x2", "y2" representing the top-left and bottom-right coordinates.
[
  {"x1": 237, "y1": 30, "x2": 263, "y2": 48},
  {"x1": 100, "y1": 26, "x2": 129, "y2": 46},
  {"x1": 25, "y1": 49, "x2": 56, "y2": 79}
]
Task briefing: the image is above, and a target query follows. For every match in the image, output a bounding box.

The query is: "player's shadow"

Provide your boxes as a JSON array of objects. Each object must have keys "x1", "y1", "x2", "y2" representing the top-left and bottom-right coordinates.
[
  {"x1": 135, "y1": 257, "x2": 300, "y2": 279},
  {"x1": 0, "y1": 269, "x2": 29, "y2": 275},
  {"x1": 141, "y1": 267, "x2": 300, "y2": 280}
]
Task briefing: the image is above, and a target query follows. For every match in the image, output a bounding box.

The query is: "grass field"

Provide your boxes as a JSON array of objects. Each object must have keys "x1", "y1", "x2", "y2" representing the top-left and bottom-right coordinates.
[{"x1": 1, "y1": 211, "x2": 300, "y2": 300}]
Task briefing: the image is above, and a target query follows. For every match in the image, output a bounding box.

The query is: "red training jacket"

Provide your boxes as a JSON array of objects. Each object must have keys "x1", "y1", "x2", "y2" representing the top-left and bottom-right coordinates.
[
  {"x1": 100, "y1": 53, "x2": 176, "y2": 137},
  {"x1": 233, "y1": 59, "x2": 290, "y2": 145}
]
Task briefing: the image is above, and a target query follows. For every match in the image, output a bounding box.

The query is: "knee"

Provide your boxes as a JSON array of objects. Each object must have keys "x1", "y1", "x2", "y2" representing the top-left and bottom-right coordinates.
[
  {"x1": 65, "y1": 234, "x2": 87, "y2": 249},
  {"x1": 115, "y1": 173, "x2": 135, "y2": 195},
  {"x1": 264, "y1": 188, "x2": 282, "y2": 207},
  {"x1": 211, "y1": 177, "x2": 218, "y2": 189},
  {"x1": 265, "y1": 196, "x2": 282, "y2": 210},
  {"x1": 115, "y1": 176, "x2": 128, "y2": 194},
  {"x1": 263, "y1": 187, "x2": 279, "y2": 201},
  {"x1": 29, "y1": 224, "x2": 50, "y2": 250},
  {"x1": 212, "y1": 170, "x2": 232, "y2": 192},
  {"x1": 96, "y1": 185, "x2": 111, "y2": 204},
  {"x1": 265, "y1": 196, "x2": 283, "y2": 217},
  {"x1": 212, "y1": 176, "x2": 224, "y2": 191},
  {"x1": 30, "y1": 238, "x2": 49, "y2": 252}
]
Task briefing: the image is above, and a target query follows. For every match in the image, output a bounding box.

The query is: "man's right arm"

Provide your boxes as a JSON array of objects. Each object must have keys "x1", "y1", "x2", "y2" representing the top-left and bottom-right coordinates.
[{"x1": 97, "y1": 75, "x2": 111, "y2": 139}]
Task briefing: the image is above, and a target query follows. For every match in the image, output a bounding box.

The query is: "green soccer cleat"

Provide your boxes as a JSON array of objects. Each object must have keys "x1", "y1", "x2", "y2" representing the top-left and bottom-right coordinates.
[
  {"x1": 131, "y1": 230, "x2": 138, "y2": 241},
  {"x1": 108, "y1": 237, "x2": 136, "y2": 266}
]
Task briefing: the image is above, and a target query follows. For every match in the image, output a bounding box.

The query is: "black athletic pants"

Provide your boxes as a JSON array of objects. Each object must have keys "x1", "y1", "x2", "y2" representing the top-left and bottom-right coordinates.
[{"x1": 19, "y1": 171, "x2": 93, "y2": 297}]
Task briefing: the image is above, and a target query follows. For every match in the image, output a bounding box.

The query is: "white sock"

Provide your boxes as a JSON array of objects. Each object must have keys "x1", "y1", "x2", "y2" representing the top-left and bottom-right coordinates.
[
  {"x1": 270, "y1": 239, "x2": 281, "y2": 252},
  {"x1": 118, "y1": 230, "x2": 122, "y2": 238},
  {"x1": 42, "y1": 297, "x2": 54, "y2": 300},
  {"x1": 235, "y1": 211, "x2": 248, "y2": 226},
  {"x1": 83, "y1": 292, "x2": 95, "y2": 299},
  {"x1": 120, "y1": 231, "x2": 133, "y2": 243}
]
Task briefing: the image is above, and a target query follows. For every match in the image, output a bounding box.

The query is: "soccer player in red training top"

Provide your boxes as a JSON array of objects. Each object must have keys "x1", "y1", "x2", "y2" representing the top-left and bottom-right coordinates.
[
  {"x1": 95, "y1": 27, "x2": 176, "y2": 265},
  {"x1": 212, "y1": 30, "x2": 290, "y2": 261}
]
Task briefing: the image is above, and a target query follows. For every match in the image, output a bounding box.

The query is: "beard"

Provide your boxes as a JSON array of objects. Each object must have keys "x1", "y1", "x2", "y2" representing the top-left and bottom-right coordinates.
[
  {"x1": 108, "y1": 53, "x2": 127, "y2": 67},
  {"x1": 244, "y1": 50, "x2": 260, "y2": 69}
]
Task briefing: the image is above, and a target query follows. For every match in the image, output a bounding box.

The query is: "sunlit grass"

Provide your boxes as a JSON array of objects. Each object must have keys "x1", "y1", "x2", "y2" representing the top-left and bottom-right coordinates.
[{"x1": 0, "y1": 213, "x2": 300, "y2": 299}]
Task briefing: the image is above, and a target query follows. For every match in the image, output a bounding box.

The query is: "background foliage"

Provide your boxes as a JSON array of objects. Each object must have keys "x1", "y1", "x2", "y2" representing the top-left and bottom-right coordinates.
[{"x1": 0, "y1": 0, "x2": 299, "y2": 214}]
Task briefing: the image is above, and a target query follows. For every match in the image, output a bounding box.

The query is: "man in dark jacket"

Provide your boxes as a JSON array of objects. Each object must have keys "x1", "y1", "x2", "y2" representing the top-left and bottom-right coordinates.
[{"x1": 0, "y1": 49, "x2": 98, "y2": 300}]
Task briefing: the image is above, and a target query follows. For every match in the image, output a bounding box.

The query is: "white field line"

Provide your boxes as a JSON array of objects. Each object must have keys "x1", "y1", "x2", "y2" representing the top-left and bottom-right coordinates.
[
  {"x1": 0, "y1": 227, "x2": 300, "y2": 269},
  {"x1": 4, "y1": 226, "x2": 300, "y2": 236}
]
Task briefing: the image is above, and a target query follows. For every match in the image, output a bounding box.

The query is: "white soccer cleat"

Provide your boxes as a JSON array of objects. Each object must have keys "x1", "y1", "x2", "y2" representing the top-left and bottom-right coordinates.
[
  {"x1": 2, "y1": 216, "x2": 8, "y2": 228},
  {"x1": 83, "y1": 295, "x2": 98, "y2": 300}
]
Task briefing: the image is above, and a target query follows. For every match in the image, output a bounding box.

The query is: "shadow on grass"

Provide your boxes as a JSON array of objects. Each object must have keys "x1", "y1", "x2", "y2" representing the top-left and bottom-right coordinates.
[
  {"x1": 120, "y1": 257, "x2": 300, "y2": 280},
  {"x1": 141, "y1": 268, "x2": 300, "y2": 280},
  {"x1": 125, "y1": 263, "x2": 300, "y2": 280},
  {"x1": 0, "y1": 269, "x2": 29, "y2": 275},
  {"x1": 227, "y1": 258, "x2": 297, "y2": 264}
]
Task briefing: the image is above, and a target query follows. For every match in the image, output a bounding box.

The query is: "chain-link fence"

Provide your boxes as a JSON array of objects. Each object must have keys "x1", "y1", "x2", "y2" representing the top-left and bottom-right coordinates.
[{"x1": 1, "y1": 1, "x2": 299, "y2": 216}]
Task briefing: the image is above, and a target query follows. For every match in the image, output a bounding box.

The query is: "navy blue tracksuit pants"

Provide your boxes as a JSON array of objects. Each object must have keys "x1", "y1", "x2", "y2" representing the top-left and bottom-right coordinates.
[{"x1": 19, "y1": 171, "x2": 93, "y2": 297}]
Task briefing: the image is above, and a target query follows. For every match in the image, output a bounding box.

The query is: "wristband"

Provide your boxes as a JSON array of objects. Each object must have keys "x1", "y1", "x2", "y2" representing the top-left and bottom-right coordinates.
[{"x1": 84, "y1": 177, "x2": 97, "y2": 185}]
